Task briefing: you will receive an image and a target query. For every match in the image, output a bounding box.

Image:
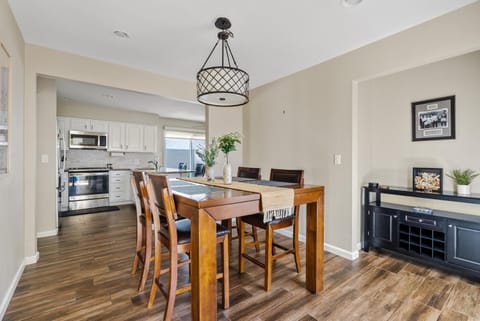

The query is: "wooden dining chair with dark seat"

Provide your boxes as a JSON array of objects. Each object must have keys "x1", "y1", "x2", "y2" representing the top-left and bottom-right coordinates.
[
  {"x1": 130, "y1": 171, "x2": 153, "y2": 292},
  {"x1": 144, "y1": 174, "x2": 230, "y2": 320},
  {"x1": 238, "y1": 168, "x2": 304, "y2": 291},
  {"x1": 224, "y1": 166, "x2": 262, "y2": 252}
]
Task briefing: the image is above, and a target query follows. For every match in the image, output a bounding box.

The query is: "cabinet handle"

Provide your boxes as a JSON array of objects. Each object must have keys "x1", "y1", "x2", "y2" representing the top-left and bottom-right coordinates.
[
  {"x1": 393, "y1": 215, "x2": 398, "y2": 219},
  {"x1": 126, "y1": 145, "x2": 128, "y2": 149},
  {"x1": 120, "y1": 144, "x2": 123, "y2": 149},
  {"x1": 90, "y1": 124, "x2": 93, "y2": 130},
  {"x1": 448, "y1": 224, "x2": 452, "y2": 228},
  {"x1": 419, "y1": 219, "x2": 423, "y2": 223}
]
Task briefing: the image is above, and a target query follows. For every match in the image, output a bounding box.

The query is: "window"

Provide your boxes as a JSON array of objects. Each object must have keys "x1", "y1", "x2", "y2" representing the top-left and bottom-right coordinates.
[{"x1": 164, "y1": 128, "x2": 205, "y2": 170}]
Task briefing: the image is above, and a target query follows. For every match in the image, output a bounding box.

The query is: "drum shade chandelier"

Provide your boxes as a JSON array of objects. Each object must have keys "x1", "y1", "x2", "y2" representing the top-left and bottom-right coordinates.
[{"x1": 197, "y1": 17, "x2": 249, "y2": 107}]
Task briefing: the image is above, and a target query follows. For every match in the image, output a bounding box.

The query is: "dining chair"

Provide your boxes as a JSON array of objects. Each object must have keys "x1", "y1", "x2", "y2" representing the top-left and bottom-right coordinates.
[
  {"x1": 144, "y1": 174, "x2": 230, "y2": 320},
  {"x1": 227, "y1": 167, "x2": 261, "y2": 252},
  {"x1": 238, "y1": 168, "x2": 304, "y2": 291},
  {"x1": 130, "y1": 171, "x2": 153, "y2": 292},
  {"x1": 194, "y1": 163, "x2": 205, "y2": 177}
]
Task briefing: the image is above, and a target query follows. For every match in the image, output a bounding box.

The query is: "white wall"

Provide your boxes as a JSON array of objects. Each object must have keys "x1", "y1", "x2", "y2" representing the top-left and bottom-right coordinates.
[
  {"x1": 358, "y1": 50, "x2": 480, "y2": 215},
  {"x1": 0, "y1": 0, "x2": 25, "y2": 317},
  {"x1": 245, "y1": 2, "x2": 480, "y2": 256}
]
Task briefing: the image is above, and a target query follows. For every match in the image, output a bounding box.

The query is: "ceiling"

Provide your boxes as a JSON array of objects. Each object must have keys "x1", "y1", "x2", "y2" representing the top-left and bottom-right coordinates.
[
  {"x1": 9, "y1": 0, "x2": 477, "y2": 121},
  {"x1": 56, "y1": 78, "x2": 205, "y2": 122}
]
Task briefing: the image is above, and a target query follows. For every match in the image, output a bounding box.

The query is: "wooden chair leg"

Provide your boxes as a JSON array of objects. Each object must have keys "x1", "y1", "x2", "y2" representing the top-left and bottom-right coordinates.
[
  {"x1": 147, "y1": 240, "x2": 162, "y2": 308},
  {"x1": 131, "y1": 221, "x2": 143, "y2": 275},
  {"x1": 239, "y1": 219, "x2": 245, "y2": 273},
  {"x1": 164, "y1": 250, "x2": 178, "y2": 321},
  {"x1": 264, "y1": 225, "x2": 273, "y2": 291},
  {"x1": 222, "y1": 235, "x2": 230, "y2": 309},
  {"x1": 293, "y1": 210, "x2": 302, "y2": 273},
  {"x1": 251, "y1": 226, "x2": 260, "y2": 253},
  {"x1": 138, "y1": 224, "x2": 152, "y2": 292}
]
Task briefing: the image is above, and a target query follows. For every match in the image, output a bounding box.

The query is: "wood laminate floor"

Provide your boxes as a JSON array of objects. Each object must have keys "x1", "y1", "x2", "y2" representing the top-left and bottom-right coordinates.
[{"x1": 4, "y1": 206, "x2": 480, "y2": 321}]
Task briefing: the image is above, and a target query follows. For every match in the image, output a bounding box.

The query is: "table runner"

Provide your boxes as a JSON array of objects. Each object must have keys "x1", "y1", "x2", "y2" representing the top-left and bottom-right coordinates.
[{"x1": 180, "y1": 177, "x2": 294, "y2": 222}]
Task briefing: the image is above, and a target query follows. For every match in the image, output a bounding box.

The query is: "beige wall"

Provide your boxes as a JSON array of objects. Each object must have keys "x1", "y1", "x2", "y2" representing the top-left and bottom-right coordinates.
[
  {"x1": 245, "y1": 2, "x2": 480, "y2": 254},
  {"x1": 24, "y1": 45, "x2": 197, "y2": 258},
  {"x1": 36, "y1": 77, "x2": 57, "y2": 234},
  {"x1": 206, "y1": 106, "x2": 243, "y2": 175},
  {"x1": 359, "y1": 51, "x2": 480, "y2": 214},
  {"x1": 0, "y1": 0, "x2": 24, "y2": 316}
]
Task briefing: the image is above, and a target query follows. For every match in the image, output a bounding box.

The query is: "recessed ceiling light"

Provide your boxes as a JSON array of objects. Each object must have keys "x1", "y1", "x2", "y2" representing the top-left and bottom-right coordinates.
[
  {"x1": 113, "y1": 30, "x2": 129, "y2": 39},
  {"x1": 341, "y1": 0, "x2": 363, "y2": 7}
]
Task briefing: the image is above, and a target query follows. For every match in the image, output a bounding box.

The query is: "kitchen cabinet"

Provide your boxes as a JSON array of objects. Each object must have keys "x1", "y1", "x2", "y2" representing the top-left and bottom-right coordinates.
[
  {"x1": 125, "y1": 123, "x2": 143, "y2": 152},
  {"x1": 108, "y1": 122, "x2": 126, "y2": 151},
  {"x1": 143, "y1": 125, "x2": 157, "y2": 153},
  {"x1": 109, "y1": 170, "x2": 132, "y2": 205},
  {"x1": 108, "y1": 121, "x2": 157, "y2": 153},
  {"x1": 70, "y1": 118, "x2": 108, "y2": 133}
]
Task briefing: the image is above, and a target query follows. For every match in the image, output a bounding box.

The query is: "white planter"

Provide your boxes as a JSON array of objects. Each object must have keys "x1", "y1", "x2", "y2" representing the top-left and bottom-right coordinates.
[
  {"x1": 223, "y1": 162, "x2": 232, "y2": 185},
  {"x1": 457, "y1": 184, "x2": 471, "y2": 195},
  {"x1": 206, "y1": 167, "x2": 215, "y2": 181}
]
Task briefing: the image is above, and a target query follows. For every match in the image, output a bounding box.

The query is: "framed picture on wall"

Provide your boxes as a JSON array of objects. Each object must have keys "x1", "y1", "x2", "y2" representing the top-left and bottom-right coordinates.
[
  {"x1": 412, "y1": 95, "x2": 455, "y2": 141},
  {"x1": 413, "y1": 167, "x2": 443, "y2": 193}
]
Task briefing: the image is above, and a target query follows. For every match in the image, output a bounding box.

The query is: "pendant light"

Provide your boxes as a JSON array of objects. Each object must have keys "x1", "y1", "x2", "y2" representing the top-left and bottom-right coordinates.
[{"x1": 197, "y1": 17, "x2": 249, "y2": 107}]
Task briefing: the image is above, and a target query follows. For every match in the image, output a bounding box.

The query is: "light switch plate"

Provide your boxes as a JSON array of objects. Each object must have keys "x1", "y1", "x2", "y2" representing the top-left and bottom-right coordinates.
[
  {"x1": 334, "y1": 154, "x2": 342, "y2": 165},
  {"x1": 41, "y1": 154, "x2": 49, "y2": 163}
]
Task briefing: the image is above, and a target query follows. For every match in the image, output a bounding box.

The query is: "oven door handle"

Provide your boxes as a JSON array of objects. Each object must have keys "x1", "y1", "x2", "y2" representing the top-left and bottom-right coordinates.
[{"x1": 69, "y1": 172, "x2": 109, "y2": 177}]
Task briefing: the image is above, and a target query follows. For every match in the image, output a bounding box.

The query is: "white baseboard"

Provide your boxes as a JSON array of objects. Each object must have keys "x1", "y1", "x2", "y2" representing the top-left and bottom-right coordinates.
[
  {"x1": 24, "y1": 251, "x2": 39, "y2": 265},
  {"x1": 36, "y1": 229, "x2": 58, "y2": 238},
  {"x1": 1, "y1": 251, "x2": 40, "y2": 318},
  {"x1": 324, "y1": 243, "x2": 359, "y2": 260},
  {"x1": 275, "y1": 230, "x2": 359, "y2": 261}
]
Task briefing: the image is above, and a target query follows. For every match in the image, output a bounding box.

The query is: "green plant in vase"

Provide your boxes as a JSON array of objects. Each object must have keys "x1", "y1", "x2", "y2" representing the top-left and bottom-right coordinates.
[
  {"x1": 218, "y1": 132, "x2": 241, "y2": 184},
  {"x1": 195, "y1": 138, "x2": 219, "y2": 181},
  {"x1": 446, "y1": 169, "x2": 479, "y2": 195}
]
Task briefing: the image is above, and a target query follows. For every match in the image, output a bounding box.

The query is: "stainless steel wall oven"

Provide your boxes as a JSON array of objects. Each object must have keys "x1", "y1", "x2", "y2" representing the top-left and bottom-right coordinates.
[{"x1": 68, "y1": 168, "x2": 109, "y2": 210}]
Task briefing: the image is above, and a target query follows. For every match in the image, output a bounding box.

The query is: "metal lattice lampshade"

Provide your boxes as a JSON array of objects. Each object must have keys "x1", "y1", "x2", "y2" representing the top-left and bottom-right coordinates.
[{"x1": 197, "y1": 17, "x2": 249, "y2": 107}]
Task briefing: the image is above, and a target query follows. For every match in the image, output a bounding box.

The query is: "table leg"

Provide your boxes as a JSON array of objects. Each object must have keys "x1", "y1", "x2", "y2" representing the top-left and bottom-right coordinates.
[
  {"x1": 306, "y1": 198, "x2": 324, "y2": 293},
  {"x1": 191, "y1": 209, "x2": 217, "y2": 321}
]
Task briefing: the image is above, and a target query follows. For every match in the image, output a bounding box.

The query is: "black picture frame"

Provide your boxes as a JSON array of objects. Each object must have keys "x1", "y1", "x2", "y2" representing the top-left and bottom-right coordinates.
[
  {"x1": 412, "y1": 167, "x2": 443, "y2": 193},
  {"x1": 412, "y1": 95, "x2": 455, "y2": 141}
]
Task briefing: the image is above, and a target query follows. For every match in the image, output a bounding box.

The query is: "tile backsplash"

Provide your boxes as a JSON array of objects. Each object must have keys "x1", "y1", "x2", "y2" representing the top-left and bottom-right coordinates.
[{"x1": 66, "y1": 150, "x2": 158, "y2": 169}]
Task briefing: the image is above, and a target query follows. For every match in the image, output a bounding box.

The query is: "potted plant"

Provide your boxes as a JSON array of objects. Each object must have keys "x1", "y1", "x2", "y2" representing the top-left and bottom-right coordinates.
[
  {"x1": 218, "y1": 132, "x2": 241, "y2": 184},
  {"x1": 446, "y1": 169, "x2": 479, "y2": 195},
  {"x1": 195, "y1": 138, "x2": 219, "y2": 181}
]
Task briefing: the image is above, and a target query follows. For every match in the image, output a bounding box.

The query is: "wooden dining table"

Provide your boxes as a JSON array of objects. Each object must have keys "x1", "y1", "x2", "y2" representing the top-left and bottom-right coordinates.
[{"x1": 171, "y1": 179, "x2": 325, "y2": 321}]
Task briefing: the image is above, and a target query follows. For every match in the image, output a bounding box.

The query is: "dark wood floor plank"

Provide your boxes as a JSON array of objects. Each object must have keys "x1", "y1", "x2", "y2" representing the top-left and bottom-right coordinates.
[{"x1": 4, "y1": 205, "x2": 480, "y2": 321}]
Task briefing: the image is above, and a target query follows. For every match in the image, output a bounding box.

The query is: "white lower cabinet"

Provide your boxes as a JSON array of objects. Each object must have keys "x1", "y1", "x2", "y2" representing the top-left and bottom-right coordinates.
[{"x1": 109, "y1": 170, "x2": 132, "y2": 205}]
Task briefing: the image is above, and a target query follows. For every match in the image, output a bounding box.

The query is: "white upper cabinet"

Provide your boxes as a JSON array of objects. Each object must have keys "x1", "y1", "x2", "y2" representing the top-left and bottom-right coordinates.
[
  {"x1": 108, "y1": 122, "x2": 125, "y2": 151},
  {"x1": 143, "y1": 125, "x2": 157, "y2": 153},
  {"x1": 125, "y1": 123, "x2": 143, "y2": 152},
  {"x1": 70, "y1": 118, "x2": 108, "y2": 133}
]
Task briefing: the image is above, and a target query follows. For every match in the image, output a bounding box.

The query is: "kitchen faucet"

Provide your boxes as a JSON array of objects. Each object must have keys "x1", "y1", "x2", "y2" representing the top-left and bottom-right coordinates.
[{"x1": 148, "y1": 160, "x2": 159, "y2": 171}]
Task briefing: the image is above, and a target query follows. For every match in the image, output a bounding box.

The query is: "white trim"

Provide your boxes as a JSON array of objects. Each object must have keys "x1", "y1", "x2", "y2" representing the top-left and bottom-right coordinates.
[
  {"x1": 24, "y1": 251, "x2": 39, "y2": 265},
  {"x1": 36, "y1": 229, "x2": 58, "y2": 238},
  {"x1": 325, "y1": 243, "x2": 359, "y2": 260},
  {"x1": 0, "y1": 259, "x2": 26, "y2": 319},
  {"x1": 275, "y1": 230, "x2": 360, "y2": 261}
]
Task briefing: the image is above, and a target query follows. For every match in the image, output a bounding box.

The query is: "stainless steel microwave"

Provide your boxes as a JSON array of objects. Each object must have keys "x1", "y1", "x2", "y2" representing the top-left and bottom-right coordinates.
[{"x1": 69, "y1": 131, "x2": 108, "y2": 150}]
